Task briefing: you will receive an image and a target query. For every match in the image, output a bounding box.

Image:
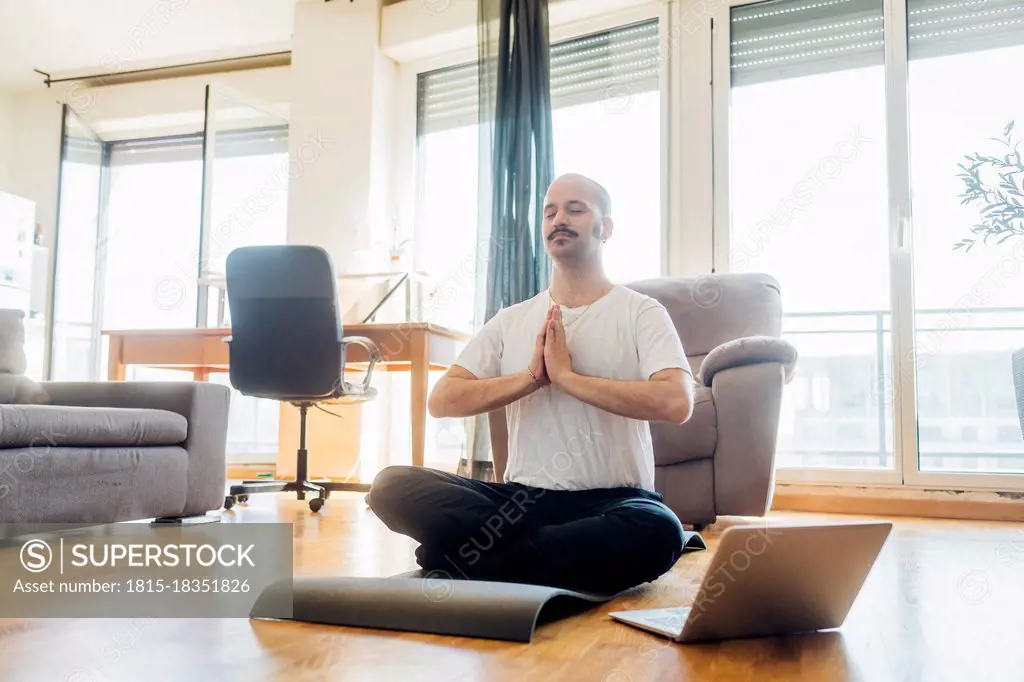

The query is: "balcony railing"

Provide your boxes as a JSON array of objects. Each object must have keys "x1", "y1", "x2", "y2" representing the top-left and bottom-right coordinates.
[{"x1": 778, "y1": 306, "x2": 1024, "y2": 473}]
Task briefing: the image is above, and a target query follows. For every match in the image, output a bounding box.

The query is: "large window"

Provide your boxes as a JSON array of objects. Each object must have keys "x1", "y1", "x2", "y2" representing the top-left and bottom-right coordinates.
[
  {"x1": 99, "y1": 130, "x2": 289, "y2": 464},
  {"x1": 102, "y1": 138, "x2": 203, "y2": 331},
  {"x1": 728, "y1": 0, "x2": 892, "y2": 470},
  {"x1": 51, "y1": 116, "x2": 289, "y2": 465},
  {"x1": 100, "y1": 130, "x2": 290, "y2": 332},
  {"x1": 722, "y1": 0, "x2": 1024, "y2": 487},
  {"x1": 906, "y1": 0, "x2": 1024, "y2": 475},
  {"x1": 415, "y1": 19, "x2": 663, "y2": 333}
]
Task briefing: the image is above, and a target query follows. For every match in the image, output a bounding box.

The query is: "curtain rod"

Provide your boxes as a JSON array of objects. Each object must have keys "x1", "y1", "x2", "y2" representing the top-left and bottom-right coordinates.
[{"x1": 33, "y1": 51, "x2": 292, "y2": 89}]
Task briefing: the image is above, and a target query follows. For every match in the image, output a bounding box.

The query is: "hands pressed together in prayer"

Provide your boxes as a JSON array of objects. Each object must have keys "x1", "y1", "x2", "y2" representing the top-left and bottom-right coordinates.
[
  {"x1": 521, "y1": 302, "x2": 691, "y2": 423},
  {"x1": 528, "y1": 305, "x2": 573, "y2": 388}
]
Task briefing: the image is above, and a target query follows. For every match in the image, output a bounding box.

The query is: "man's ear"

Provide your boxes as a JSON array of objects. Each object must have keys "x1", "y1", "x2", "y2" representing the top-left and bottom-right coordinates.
[{"x1": 599, "y1": 216, "x2": 614, "y2": 242}]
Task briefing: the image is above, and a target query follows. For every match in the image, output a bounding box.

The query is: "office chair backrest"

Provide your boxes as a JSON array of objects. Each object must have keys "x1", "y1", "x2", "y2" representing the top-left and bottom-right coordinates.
[{"x1": 225, "y1": 245, "x2": 343, "y2": 399}]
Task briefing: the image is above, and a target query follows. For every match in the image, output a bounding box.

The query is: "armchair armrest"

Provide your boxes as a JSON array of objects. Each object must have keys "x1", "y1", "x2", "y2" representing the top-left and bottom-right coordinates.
[
  {"x1": 40, "y1": 380, "x2": 229, "y2": 419},
  {"x1": 698, "y1": 335, "x2": 798, "y2": 388},
  {"x1": 39, "y1": 381, "x2": 231, "y2": 515},
  {"x1": 710, "y1": 363, "x2": 785, "y2": 517},
  {"x1": 337, "y1": 336, "x2": 382, "y2": 400}
]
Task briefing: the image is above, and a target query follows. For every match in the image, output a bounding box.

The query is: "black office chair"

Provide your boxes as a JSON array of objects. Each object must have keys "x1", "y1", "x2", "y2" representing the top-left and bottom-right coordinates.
[{"x1": 221, "y1": 245, "x2": 381, "y2": 512}]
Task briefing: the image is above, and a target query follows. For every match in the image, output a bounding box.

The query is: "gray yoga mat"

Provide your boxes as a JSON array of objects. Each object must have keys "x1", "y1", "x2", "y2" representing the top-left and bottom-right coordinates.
[
  {"x1": 250, "y1": 575, "x2": 627, "y2": 642},
  {"x1": 249, "y1": 531, "x2": 706, "y2": 642}
]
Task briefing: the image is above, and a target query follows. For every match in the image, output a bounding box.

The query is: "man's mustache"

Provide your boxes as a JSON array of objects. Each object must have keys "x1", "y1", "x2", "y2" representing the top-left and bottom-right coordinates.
[{"x1": 547, "y1": 227, "x2": 578, "y2": 240}]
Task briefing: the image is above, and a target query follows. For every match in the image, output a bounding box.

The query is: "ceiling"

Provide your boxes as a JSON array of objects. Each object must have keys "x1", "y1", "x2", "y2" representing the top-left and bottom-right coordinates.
[{"x1": 0, "y1": 0, "x2": 301, "y2": 92}]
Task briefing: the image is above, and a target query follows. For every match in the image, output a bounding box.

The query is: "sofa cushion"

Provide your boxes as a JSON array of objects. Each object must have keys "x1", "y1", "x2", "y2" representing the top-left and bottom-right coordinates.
[
  {"x1": 0, "y1": 445, "x2": 188, "y2": 523},
  {"x1": 650, "y1": 385, "x2": 716, "y2": 466},
  {"x1": 0, "y1": 405, "x2": 188, "y2": 449}
]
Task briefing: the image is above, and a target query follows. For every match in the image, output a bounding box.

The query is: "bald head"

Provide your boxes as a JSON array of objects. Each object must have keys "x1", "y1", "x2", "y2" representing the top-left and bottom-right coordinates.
[
  {"x1": 546, "y1": 173, "x2": 611, "y2": 220},
  {"x1": 541, "y1": 172, "x2": 615, "y2": 267}
]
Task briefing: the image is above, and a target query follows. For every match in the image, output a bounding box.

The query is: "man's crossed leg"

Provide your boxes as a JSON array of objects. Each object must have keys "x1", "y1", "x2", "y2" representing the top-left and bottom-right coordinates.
[{"x1": 367, "y1": 465, "x2": 687, "y2": 595}]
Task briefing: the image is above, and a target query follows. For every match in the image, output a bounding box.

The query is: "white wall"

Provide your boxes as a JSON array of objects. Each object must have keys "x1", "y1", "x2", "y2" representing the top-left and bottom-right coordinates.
[
  {"x1": 0, "y1": 91, "x2": 13, "y2": 193},
  {"x1": 286, "y1": 0, "x2": 399, "y2": 272},
  {"x1": 7, "y1": 93, "x2": 62, "y2": 249}
]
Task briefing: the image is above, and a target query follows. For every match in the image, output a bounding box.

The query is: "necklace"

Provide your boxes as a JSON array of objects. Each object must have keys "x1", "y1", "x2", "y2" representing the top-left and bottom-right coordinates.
[
  {"x1": 550, "y1": 286, "x2": 611, "y2": 328},
  {"x1": 561, "y1": 303, "x2": 592, "y2": 327}
]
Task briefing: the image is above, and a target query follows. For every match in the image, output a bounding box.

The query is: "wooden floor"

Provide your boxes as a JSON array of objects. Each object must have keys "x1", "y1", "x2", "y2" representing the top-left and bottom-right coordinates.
[{"x1": 2, "y1": 492, "x2": 1024, "y2": 681}]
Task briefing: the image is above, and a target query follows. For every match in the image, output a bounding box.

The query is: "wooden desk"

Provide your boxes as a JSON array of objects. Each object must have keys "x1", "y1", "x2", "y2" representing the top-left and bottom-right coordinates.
[{"x1": 103, "y1": 323, "x2": 470, "y2": 467}]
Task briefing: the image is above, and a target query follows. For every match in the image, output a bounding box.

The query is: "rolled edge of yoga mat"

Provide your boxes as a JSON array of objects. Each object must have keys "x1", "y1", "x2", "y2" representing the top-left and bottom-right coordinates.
[
  {"x1": 682, "y1": 530, "x2": 707, "y2": 552},
  {"x1": 248, "y1": 575, "x2": 629, "y2": 642}
]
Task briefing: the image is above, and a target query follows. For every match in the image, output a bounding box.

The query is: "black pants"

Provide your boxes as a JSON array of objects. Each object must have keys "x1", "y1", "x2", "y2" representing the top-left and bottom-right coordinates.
[{"x1": 366, "y1": 465, "x2": 687, "y2": 595}]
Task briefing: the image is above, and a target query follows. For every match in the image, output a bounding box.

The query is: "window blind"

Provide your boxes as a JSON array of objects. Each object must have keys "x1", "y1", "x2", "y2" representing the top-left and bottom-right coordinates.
[
  {"x1": 64, "y1": 135, "x2": 105, "y2": 165},
  {"x1": 108, "y1": 125, "x2": 289, "y2": 167},
  {"x1": 417, "y1": 19, "x2": 660, "y2": 136},
  {"x1": 908, "y1": 0, "x2": 1024, "y2": 60},
  {"x1": 108, "y1": 134, "x2": 202, "y2": 166},
  {"x1": 548, "y1": 19, "x2": 660, "y2": 108},
  {"x1": 731, "y1": 0, "x2": 1024, "y2": 87},
  {"x1": 730, "y1": 0, "x2": 885, "y2": 87}
]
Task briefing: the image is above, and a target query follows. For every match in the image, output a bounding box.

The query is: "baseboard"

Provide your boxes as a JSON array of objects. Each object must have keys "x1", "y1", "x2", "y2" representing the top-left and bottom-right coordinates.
[
  {"x1": 227, "y1": 464, "x2": 277, "y2": 480},
  {"x1": 772, "y1": 484, "x2": 1024, "y2": 523}
]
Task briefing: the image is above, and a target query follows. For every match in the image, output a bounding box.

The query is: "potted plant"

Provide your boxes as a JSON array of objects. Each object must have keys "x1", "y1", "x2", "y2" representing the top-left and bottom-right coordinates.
[{"x1": 954, "y1": 120, "x2": 1024, "y2": 437}]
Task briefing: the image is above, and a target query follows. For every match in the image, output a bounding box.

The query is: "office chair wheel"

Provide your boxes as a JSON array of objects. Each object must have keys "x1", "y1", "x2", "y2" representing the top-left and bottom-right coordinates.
[
  {"x1": 223, "y1": 496, "x2": 235, "y2": 510},
  {"x1": 237, "y1": 495, "x2": 249, "y2": 504},
  {"x1": 309, "y1": 498, "x2": 324, "y2": 513}
]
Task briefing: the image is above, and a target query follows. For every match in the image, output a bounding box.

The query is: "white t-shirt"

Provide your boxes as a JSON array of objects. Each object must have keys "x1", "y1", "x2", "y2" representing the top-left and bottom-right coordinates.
[{"x1": 453, "y1": 285, "x2": 690, "y2": 492}]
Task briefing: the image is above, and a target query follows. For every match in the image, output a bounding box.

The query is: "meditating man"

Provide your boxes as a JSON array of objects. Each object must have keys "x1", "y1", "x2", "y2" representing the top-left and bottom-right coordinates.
[{"x1": 367, "y1": 173, "x2": 695, "y2": 595}]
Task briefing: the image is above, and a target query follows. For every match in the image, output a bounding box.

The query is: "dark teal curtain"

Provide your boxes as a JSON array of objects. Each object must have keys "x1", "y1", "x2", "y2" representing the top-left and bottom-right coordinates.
[
  {"x1": 465, "y1": 0, "x2": 554, "y2": 479},
  {"x1": 478, "y1": 0, "x2": 555, "y2": 322}
]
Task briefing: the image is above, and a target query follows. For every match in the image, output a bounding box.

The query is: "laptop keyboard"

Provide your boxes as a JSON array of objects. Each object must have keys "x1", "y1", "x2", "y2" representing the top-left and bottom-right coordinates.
[{"x1": 644, "y1": 607, "x2": 691, "y2": 629}]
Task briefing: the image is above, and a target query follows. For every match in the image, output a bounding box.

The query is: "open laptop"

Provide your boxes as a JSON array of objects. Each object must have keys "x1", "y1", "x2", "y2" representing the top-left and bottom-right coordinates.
[{"x1": 609, "y1": 520, "x2": 892, "y2": 643}]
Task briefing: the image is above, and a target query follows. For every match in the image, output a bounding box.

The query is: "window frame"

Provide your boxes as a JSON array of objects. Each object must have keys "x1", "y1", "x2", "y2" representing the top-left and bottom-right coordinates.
[
  {"x1": 711, "y1": 0, "x2": 1024, "y2": 493},
  {"x1": 48, "y1": 124, "x2": 289, "y2": 379}
]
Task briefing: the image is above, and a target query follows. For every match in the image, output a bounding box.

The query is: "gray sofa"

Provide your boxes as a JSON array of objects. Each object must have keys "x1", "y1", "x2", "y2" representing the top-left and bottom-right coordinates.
[
  {"x1": 627, "y1": 273, "x2": 798, "y2": 527},
  {"x1": 0, "y1": 381, "x2": 231, "y2": 523}
]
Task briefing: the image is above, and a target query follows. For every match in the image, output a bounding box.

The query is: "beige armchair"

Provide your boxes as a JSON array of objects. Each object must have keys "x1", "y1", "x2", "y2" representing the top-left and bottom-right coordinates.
[{"x1": 627, "y1": 273, "x2": 798, "y2": 527}]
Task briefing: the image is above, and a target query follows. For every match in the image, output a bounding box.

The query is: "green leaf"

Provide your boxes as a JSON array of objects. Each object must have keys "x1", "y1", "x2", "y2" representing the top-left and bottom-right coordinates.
[{"x1": 1005, "y1": 120, "x2": 1015, "y2": 137}]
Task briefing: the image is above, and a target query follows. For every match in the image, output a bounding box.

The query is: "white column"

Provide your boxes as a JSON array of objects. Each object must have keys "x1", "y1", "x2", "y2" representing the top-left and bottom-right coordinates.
[{"x1": 286, "y1": 0, "x2": 398, "y2": 273}]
